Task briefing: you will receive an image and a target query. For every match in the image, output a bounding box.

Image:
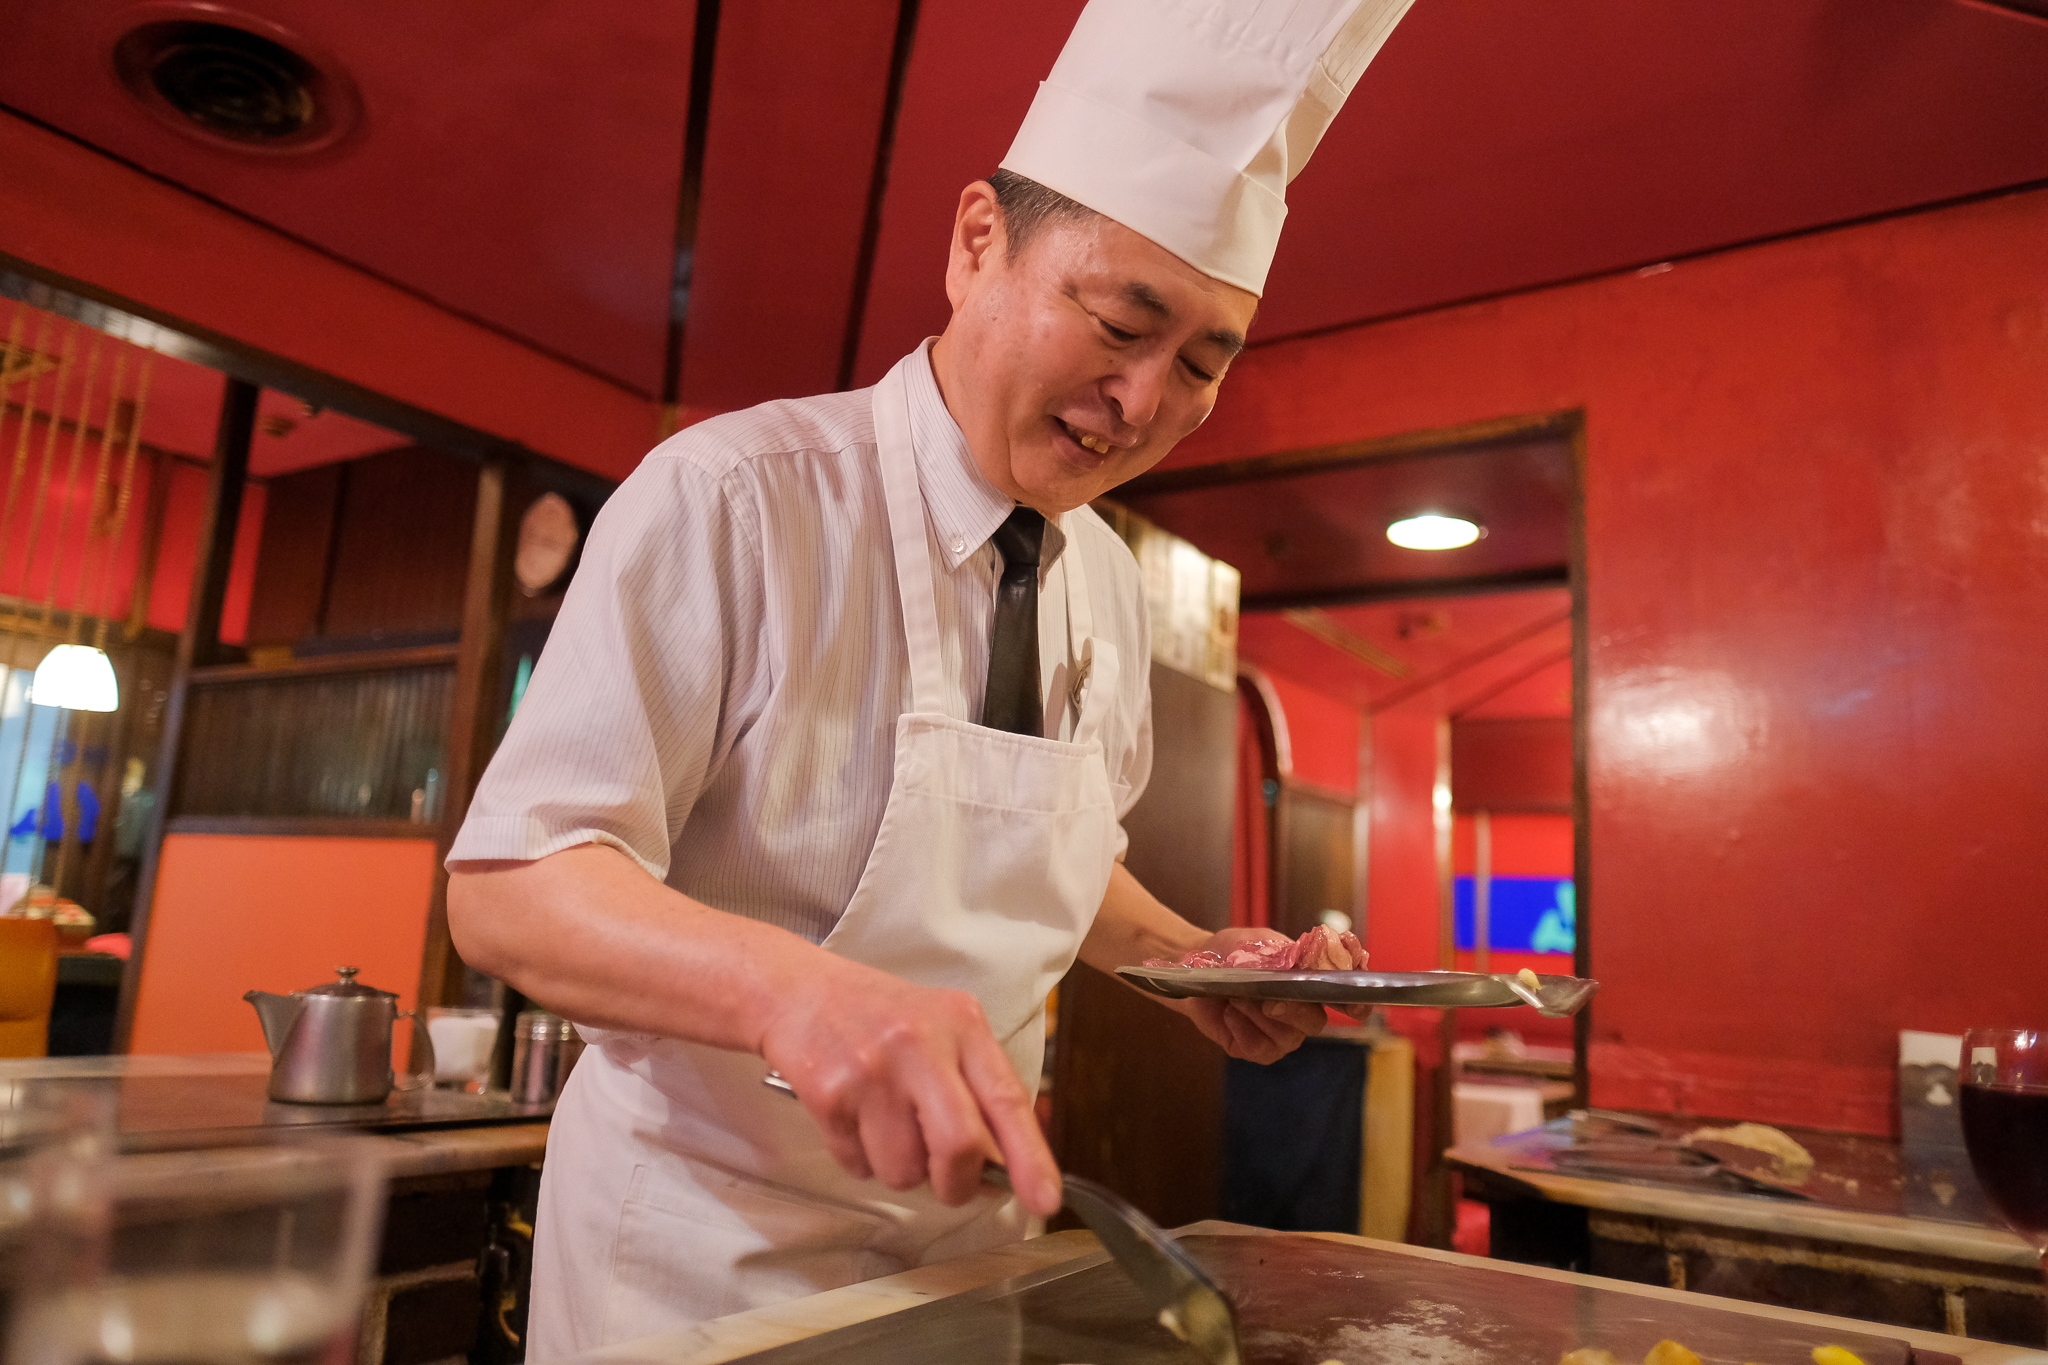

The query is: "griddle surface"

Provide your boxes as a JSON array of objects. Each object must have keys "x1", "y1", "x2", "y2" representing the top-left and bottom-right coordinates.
[{"x1": 717, "y1": 1234, "x2": 1916, "y2": 1365}]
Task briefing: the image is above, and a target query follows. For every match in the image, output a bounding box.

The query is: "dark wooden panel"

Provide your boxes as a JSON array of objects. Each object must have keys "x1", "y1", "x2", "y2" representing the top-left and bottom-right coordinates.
[
  {"x1": 1050, "y1": 662, "x2": 1238, "y2": 1226},
  {"x1": 322, "y1": 448, "x2": 478, "y2": 641},
  {"x1": 244, "y1": 463, "x2": 340, "y2": 646},
  {"x1": 1051, "y1": 964, "x2": 1226, "y2": 1228},
  {"x1": 1276, "y1": 784, "x2": 1354, "y2": 939},
  {"x1": 189, "y1": 643, "x2": 459, "y2": 683},
  {"x1": 1118, "y1": 662, "x2": 1237, "y2": 930},
  {"x1": 1452, "y1": 715, "x2": 1572, "y2": 812},
  {"x1": 165, "y1": 816, "x2": 432, "y2": 838},
  {"x1": 172, "y1": 665, "x2": 453, "y2": 820}
]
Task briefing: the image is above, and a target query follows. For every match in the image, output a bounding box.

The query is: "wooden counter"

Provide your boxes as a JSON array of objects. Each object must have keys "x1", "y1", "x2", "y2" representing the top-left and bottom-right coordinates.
[
  {"x1": 1449, "y1": 1128, "x2": 2037, "y2": 1270},
  {"x1": 1449, "y1": 1127, "x2": 2044, "y2": 1346},
  {"x1": 570, "y1": 1222, "x2": 2047, "y2": 1365},
  {"x1": 0, "y1": 1052, "x2": 553, "y2": 1160}
]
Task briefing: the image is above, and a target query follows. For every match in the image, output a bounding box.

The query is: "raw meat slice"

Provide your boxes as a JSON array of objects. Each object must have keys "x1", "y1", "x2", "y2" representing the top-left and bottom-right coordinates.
[{"x1": 1143, "y1": 925, "x2": 1367, "y2": 972}]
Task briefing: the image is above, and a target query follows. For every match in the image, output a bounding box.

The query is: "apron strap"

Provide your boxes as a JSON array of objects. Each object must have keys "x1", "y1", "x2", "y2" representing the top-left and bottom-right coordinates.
[{"x1": 872, "y1": 360, "x2": 949, "y2": 718}]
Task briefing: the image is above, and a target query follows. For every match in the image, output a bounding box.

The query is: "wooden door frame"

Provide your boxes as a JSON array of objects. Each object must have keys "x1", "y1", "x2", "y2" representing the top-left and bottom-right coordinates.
[{"x1": 1129, "y1": 409, "x2": 1590, "y2": 1251}]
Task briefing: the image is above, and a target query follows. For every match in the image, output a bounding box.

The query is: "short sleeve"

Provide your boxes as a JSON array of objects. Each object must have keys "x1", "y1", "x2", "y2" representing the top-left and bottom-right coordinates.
[{"x1": 447, "y1": 451, "x2": 765, "y2": 881}]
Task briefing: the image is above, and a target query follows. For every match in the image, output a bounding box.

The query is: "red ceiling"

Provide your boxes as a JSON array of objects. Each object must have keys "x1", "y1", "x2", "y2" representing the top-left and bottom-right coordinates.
[
  {"x1": 0, "y1": 0, "x2": 703, "y2": 395},
  {"x1": 1120, "y1": 436, "x2": 1573, "y2": 606},
  {"x1": 1240, "y1": 587, "x2": 1573, "y2": 718},
  {"x1": 3, "y1": 0, "x2": 2046, "y2": 429}
]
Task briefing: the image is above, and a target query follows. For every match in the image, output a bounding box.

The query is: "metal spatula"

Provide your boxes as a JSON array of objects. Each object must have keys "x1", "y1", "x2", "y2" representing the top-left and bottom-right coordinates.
[
  {"x1": 763, "y1": 1071, "x2": 1243, "y2": 1365},
  {"x1": 981, "y1": 1162, "x2": 1241, "y2": 1365}
]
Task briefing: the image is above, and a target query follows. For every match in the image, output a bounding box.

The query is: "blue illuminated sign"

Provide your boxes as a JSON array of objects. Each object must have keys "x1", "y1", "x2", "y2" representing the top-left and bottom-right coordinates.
[{"x1": 1453, "y1": 877, "x2": 1575, "y2": 954}]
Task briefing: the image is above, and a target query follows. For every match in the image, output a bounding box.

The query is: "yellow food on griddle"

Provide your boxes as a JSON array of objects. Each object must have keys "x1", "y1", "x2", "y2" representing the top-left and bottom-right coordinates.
[
  {"x1": 1643, "y1": 1340, "x2": 1703, "y2": 1365},
  {"x1": 1812, "y1": 1347, "x2": 1867, "y2": 1365},
  {"x1": 1557, "y1": 1350, "x2": 1622, "y2": 1365}
]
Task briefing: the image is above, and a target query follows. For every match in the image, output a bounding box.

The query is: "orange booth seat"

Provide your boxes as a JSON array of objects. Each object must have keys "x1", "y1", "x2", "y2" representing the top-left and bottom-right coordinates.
[{"x1": 0, "y1": 917, "x2": 58, "y2": 1058}]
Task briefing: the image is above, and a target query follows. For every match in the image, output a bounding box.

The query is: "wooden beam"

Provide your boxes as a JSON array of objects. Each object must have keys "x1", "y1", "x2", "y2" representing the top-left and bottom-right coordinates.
[
  {"x1": 113, "y1": 378, "x2": 256, "y2": 1050},
  {"x1": 415, "y1": 459, "x2": 515, "y2": 1011},
  {"x1": 187, "y1": 642, "x2": 459, "y2": 684}
]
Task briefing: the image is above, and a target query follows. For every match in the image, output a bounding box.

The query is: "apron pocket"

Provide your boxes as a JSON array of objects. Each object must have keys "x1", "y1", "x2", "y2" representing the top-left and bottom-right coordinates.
[{"x1": 600, "y1": 1156, "x2": 900, "y2": 1341}]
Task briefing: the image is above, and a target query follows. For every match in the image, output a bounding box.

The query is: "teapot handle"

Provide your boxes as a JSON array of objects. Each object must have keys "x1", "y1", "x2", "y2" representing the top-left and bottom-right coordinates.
[{"x1": 394, "y1": 1009, "x2": 438, "y2": 1092}]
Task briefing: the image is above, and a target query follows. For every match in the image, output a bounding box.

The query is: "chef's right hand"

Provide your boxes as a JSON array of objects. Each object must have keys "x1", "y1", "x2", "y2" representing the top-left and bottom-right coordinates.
[{"x1": 757, "y1": 957, "x2": 1062, "y2": 1219}]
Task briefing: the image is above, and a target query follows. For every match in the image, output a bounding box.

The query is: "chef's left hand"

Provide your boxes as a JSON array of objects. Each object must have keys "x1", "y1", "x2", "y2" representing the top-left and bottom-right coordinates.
[{"x1": 1172, "y1": 927, "x2": 1328, "y2": 1064}]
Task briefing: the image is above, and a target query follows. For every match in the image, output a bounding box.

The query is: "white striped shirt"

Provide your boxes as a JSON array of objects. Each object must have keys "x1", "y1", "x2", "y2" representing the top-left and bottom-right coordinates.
[{"x1": 449, "y1": 346, "x2": 1153, "y2": 946}]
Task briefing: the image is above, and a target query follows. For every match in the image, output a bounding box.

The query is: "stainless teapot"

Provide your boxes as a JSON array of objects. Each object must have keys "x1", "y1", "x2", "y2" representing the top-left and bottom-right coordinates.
[{"x1": 245, "y1": 966, "x2": 436, "y2": 1104}]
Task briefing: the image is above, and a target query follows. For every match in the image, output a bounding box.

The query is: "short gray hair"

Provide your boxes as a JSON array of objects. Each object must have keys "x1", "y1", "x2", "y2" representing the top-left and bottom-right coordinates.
[{"x1": 989, "y1": 169, "x2": 1097, "y2": 259}]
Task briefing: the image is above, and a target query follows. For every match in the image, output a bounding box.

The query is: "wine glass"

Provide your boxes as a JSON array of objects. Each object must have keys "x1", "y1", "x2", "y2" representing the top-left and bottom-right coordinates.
[{"x1": 1957, "y1": 1028, "x2": 2048, "y2": 1342}]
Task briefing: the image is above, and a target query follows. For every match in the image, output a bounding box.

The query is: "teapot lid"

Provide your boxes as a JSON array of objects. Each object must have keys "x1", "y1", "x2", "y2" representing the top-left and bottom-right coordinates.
[{"x1": 302, "y1": 966, "x2": 393, "y2": 999}]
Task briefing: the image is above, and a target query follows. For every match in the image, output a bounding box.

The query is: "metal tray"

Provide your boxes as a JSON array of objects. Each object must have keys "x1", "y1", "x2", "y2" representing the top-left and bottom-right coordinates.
[{"x1": 1113, "y1": 966, "x2": 1600, "y2": 1018}]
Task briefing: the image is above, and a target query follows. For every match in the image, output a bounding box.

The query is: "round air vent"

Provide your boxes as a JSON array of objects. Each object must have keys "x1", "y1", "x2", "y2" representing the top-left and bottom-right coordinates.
[{"x1": 113, "y1": 13, "x2": 358, "y2": 154}]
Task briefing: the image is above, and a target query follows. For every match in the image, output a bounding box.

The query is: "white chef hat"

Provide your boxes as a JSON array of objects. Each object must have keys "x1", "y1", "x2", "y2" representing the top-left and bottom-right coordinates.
[{"x1": 1000, "y1": 0, "x2": 1417, "y2": 297}]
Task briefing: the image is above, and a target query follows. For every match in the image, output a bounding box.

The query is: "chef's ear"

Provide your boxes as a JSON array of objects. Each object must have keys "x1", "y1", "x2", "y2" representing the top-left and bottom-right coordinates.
[{"x1": 944, "y1": 180, "x2": 1005, "y2": 310}]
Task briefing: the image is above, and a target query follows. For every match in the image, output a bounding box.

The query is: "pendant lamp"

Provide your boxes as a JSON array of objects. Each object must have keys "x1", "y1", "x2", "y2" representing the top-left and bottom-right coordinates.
[{"x1": 32, "y1": 643, "x2": 119, "y2": 712}]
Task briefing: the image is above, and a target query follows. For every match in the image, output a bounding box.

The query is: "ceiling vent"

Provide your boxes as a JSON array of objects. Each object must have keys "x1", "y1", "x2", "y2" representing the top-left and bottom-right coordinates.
[{"x1": 114, "y1": 15, "x2": 358, "y2": 154}]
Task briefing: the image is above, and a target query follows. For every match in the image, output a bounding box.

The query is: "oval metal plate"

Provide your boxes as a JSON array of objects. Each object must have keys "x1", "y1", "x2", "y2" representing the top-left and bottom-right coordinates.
[{"x1": 1112, "y1": 967, "x2": 1600, "y2": 1018}]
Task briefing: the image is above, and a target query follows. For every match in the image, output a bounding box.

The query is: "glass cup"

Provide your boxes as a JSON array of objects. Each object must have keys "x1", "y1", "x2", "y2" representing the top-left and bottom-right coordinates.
[
  {"x1": 10, "y1": 1138, "x2": 389, "y2": 1365},
  {"x1": 0, "y1": 1087, "x2": 115, "y2": 1360},
  {"x1": 425, "y1": 1007, "x2": 500, "y2": 1093}
]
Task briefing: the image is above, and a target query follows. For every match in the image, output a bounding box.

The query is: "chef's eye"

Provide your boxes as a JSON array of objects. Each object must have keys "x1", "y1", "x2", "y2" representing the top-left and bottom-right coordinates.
[
  {"x1": 1182, "y1": 357, "x2": 1216, "y2": 384},
  {"x1": 1096, "y1": 316, "x2": 1138, "y2": 343}
]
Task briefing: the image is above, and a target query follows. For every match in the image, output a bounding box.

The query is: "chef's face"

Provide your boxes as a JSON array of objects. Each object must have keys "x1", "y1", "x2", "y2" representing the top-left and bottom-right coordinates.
[{"x1": 931, "y1": 181, "x2": 1257, "y2": 516}]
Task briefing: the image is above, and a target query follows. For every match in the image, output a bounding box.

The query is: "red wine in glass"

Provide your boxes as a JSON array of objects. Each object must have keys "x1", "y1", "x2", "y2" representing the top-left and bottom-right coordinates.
[{"x1": 1957, "y1": 1028, "x2": 2048, "y2": 1345}]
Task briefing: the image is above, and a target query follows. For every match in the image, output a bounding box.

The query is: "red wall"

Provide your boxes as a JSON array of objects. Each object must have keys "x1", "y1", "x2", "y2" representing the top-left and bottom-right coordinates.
[
  {"x1": 1180, "y1": 188, "x2": 2048, "y2": 1135},
  {"x1": 1452, "y1": 813, "x2": 1573, "y2": 883},
  {"x1": 1365, "y1": 705, "x2": 1441, "y2": 974},
  {"x1": 0, "y1": 413, "x2": 262, "y2": 644},
  {"x1": 1261, "y1": 670, "x2": 1361, "y2": 793},
  {"x1": 130, "y1": 835, "x2": 437, "y2": 1055}
]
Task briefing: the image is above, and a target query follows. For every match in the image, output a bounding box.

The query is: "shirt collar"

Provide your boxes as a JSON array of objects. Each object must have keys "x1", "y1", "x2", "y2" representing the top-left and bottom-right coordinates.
[{"x1": 903, "y1": 342, "x2": 1068, "y2": 574}]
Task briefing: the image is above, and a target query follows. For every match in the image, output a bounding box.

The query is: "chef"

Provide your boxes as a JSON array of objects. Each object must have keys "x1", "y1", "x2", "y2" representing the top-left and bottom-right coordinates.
[{"x1": 445, "y1": 0, "x2": 1416, "y2": 1355}]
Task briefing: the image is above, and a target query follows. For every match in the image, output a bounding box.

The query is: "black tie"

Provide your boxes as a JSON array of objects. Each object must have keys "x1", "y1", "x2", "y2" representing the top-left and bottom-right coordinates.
[{"x1": 982, "y1": 506, "x2": 1045, "y2": 735}]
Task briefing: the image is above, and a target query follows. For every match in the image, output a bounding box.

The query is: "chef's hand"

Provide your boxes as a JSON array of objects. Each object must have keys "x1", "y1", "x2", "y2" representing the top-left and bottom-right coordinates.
[
  {"x1": 1173, "y1": 927, "x2": 1330, "y2": 1065},
  {"x1": 757, "y1": 955, "x2": 1062, "y2": 1219}
]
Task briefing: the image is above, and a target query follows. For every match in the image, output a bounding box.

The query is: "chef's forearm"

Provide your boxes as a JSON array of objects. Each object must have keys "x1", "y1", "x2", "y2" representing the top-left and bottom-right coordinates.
[
  {"x1": 1075, "y1": 862, "x2": 1210, "y2": 974},
  {"x1": 446, "y1": 843, "x2": 826, "y2": 1055}
]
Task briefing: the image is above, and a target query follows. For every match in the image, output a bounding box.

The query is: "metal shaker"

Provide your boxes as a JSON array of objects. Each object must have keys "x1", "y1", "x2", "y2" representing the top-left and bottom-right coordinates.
[{"x1": 510, "y1": 1010, "x2": 584, "y2": 1103}]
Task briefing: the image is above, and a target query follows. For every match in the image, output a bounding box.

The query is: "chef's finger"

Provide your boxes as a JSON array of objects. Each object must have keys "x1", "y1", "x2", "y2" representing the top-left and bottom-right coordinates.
[
  {"x1": 961, "y1": 1036, "x2": 1059, "y2": 1217},
  {"x1": 915, "y1": 1074, "x2": 1004, "y2": 1206},
  {"x1": 1219, "y1": 1001, "x2": 1277, "y2": 1059},
  {"x1": 855, "y1": 1084, "x2": 935, "y2": 1193},
  {"x1": 1261, "y1": 999, "x2": 1329, "y2": 1036},
  {"x1": 811, "y1": 1104, "x2": 876, "y2": 1182},
  {"x1": 1228, "y1": 1000, "x2": 1310, "y2": 1060},
  {"x1": 1182, "y1": 998, "x2": 1230, "y2": 1049}
]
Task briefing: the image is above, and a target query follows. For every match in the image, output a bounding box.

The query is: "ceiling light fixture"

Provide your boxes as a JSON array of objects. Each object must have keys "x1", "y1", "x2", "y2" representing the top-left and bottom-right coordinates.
[
  {"x1": 1387, "y1": 514, "x2": 1483, "y2": 551},
  {"x1": 31, "y1": 644, "x2": 120, "y2": 713}
]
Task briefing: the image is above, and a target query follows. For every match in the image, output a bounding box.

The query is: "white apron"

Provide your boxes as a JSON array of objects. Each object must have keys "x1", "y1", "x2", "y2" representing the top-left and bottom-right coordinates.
[{"x1": 526, "y1": 356, "x2": 1124, "y2": 1358}]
